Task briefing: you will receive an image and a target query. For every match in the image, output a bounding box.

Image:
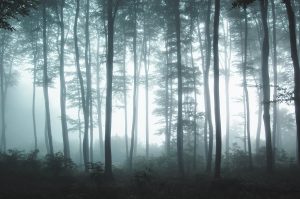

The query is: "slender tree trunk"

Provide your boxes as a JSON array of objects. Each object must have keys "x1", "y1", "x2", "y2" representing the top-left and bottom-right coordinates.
[
  {"x1": 0, "y1": 36, "x2": 6, "y2": 152},
  {"x1": 196, "y1": 19, "x2": 208, "y2": 161},
  {"x1": 83, "y1": 0, "x2": 91, "y2": 168},
  {"x1": 58, "y1": 0, "x2": 70, "y2": 158},
  {"x1": 213, "y1": 0, "x2": 222, "y2": 179},
  {"x1": 42, "y1": 0, "x2": 53, "y2": 155},
  {"x1": 174, "y1": 0, "x2": 184, "y2": 177},
  {"x1": 165, "y1": 37, "x2": 170, "y2": 155},
  {"x1": 260, "y1": 0, "x2": 273, "y2": 172},
  {"x1": 284, "y1": 0, "x2": 300, "y2": 166},
  {"x1": 96, "y1": 33, "x2": 104, "y2": 161},
  {"x1": 243, "y1": 7, "x2": 253, "y2": 169},
  {"x1": 144, "y1": 40, "x2": 150, "y2": 158},
  {"x1": 204, "y1": 0, "x2": 214, "y2": 173},
  {"x1": 32, "y1": 40, "x2": 38, "y2": 150},
  {"x1": 74, "y1": 0, "x2": 88, "y2": 170},
  {"x1": 271, "y1": 0, "x2": 278, "y2": 161},
  {"x1": 129, "y1": 0, "x2": 138, "y2": 170},
  {"x1": 104, "y1": 0, "x2": 115, "y2": 178}
]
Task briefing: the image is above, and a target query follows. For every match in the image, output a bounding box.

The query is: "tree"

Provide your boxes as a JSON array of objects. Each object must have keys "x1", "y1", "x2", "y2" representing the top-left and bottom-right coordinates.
[
  {"x1": 105, "y1": 0, "x2": 121, "y2": 179},
  {"x1": 213, "y1": 0, "x2": 222, "y2": 179},
  {"x1": 283, "y1": 0, "x2": 300, "y2": 165},
  {"x1": 57, "y1": 0, "x2": 70, "y2": 159},
  {"x1": 42, "y1": 0, "x2": 54, "y2": 155}
]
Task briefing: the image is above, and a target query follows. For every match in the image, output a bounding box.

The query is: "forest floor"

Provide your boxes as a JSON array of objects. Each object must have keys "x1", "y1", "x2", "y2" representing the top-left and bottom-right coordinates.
[{"x1": 1, "y1": 166, "x2": 300, "y2": 199}]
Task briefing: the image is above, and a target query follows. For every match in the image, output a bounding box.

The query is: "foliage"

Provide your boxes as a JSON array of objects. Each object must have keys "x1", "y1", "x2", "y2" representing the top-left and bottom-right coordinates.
[
  {"x1": 0, "y1": 0, "x2": 39, "y2": 31},
  {"x1": 44, "y1": 152, "x2": 76, "y2": 174}
]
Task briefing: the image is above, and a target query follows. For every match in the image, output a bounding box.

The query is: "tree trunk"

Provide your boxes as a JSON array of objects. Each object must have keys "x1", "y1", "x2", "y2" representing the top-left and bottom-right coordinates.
[
  {"x1": 83, "y1": 0, "x2": 91, "y2": 168},
  {"x1": 74, "y1": 0, "x2": 88, "y2": 170},
  {"x1": 0, "y1": 36, "x2": 6, "y2": 152},
  {"x1": 260, "y1": 0, "x2": 273, "y2": 172},
  {"x1": 204, "y1": 0, "x2": 214, "y2": 173},
  {"x1": 243, "y1": 7, "x2": 252, "y2": 169},
  {"x1": 213, "y1": 0, "x2": 222, "y2": 179},
  {"x1": 129, "y1": 0, "x2": 138, "y2": 170},
  {"x1": 284, "y1": 0, "x2": 300, "y2": 166},
  {"x1": 271, "y1": 0, "x2": 278, "y2": 161},
  {"x1": 32, "y1": 40, "x2": 38, "y2": 150},
  {"x1": 58, "y1": 0, "x2": 70, "y2": 158},
  {"x1": 96, "y1": 33, "x2": 104, "y2": 161},
  {"x1": 104, "y1": 0, "x2": 115, "y2": 178},
  {"x1": 174, "y1": 0, "x2": 184, "y2": 177},
  {"x1": 165, "y1": 37, "x2": 170, "y2": 155},
  {"x1": 42, "y1": 0, "x2": 53, "y2": 155}
]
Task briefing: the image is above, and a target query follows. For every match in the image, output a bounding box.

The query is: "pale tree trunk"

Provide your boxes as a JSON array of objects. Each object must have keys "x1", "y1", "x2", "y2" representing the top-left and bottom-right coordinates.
[
  {"x1": 58, "y1": 0, "x2": 70, "y2": 158},
  {"x1": 129, "y1": 0, "x2": 138, "y2": 170},
  {"x1": 204, "y1": 0, "x2": 214, "y2": 173},
  {"x1": 165, "y1": 37, "x2": 170, "y2": 155},
  {"x1": 243, "y1": 7, "x2": 252, "y2": 169},
  {"x1": 213, "y1": 0, "x2": 222, "y2": 179},
  {"x1": 260, "y1": 0, "x2": 273, "y2": 172},
  {"x1": 83, "y1": 0, "x2": 91, "y2": 168},
  {"x1": 96, "y1": 32, "x2": 104, "y2": 161},
  {"x1": 196, "y1": 19, "x2": 208, "y2": 161},
  {"x1": 42, "y1": 0, "x2": 53, "y2": 155},
  {"x1": 32, "y1": 40, "x2": 38, "y2": 150},
  {"x1": 74, "y1": 0, "x2": 88, "y2": 170}
]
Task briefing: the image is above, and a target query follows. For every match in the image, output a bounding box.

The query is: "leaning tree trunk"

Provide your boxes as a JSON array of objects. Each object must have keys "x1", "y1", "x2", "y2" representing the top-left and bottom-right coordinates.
[
  {"x1": 42, "y1": 0, "x2": 53, "y2": 155},
  {"x1": 213, "y1": 0, "x2": 222, "y2": 179},
  {"x1": 284, "y1": 0, "x2": 300, "y2": 166},
  {"x1": 260, "y1": 0, "x2": 273, "y2": 172}
]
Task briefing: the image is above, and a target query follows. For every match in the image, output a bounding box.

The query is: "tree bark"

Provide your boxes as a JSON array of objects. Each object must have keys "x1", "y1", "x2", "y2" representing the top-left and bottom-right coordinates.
[
  {"x1": 260, "y1": 0, "x2": 273, "y2": 172},
  {"x1": 42, "y1": 0, "x2": 53, "y2": 155},
  {"x1": 243, "y1": 7, "x2": 252, "y2": 169},
  {"x1": 129, "y1": 0, "x2": 138, "y2": 170},
  {"x1": 204, "y1": 0, "x2": 214, "y2": 173},
  {"x1": 58, "y1": 0, "x2": 70, "y2": 158},
  {"x1": 213, "y1": 0, "x2": 222, "y2": 179},
  {"x1": 284, "y1": 0, "x2": 300, "y2": 166},
  {"x1": 104, "y1": 0, "x2": 115, "y2": 179},
  {"x1": 175, "y1": 0, "x2": 184, "y2": 177}
]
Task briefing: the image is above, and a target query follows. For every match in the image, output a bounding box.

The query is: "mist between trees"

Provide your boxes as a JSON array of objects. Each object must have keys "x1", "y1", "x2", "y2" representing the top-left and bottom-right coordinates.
[{"x1": 0, "y1": 0, "x2": 300, "y2": 181}]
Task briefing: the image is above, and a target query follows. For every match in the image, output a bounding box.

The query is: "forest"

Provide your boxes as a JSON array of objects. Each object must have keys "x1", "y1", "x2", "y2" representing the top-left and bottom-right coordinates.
[{"x1": 1, "y1": 0, "x2": 300, "y2": 198}]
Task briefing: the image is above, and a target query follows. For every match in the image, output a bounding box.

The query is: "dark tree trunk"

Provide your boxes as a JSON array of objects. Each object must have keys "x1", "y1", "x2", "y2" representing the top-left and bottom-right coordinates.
[
  {"x1": 42, "y1": 0, "x2": 53, "y2": 155},
  {"x1": 58, "y1": 0, "x2": 70, "y2": 158},
  {"x1": 284, "y1": 0, "x2": 300, "y2": 165},
  {"x1": 260, "y1": 0, "x2": 273, "y2": 172},
  {"x1": 104, "y1": 0, "x2": 115, "y2": 179},
  {"x1": 271, "y1": 0, "x2": 278, "y2": 161},
  {"x1": 174, "y1": 0, "x2": 184, "y2": 177},
  {"x1": 213, "y1": 0, "x2": 222, "y2": 179}
]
